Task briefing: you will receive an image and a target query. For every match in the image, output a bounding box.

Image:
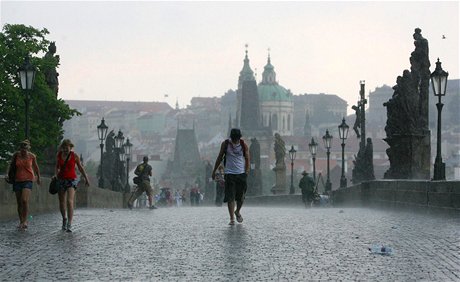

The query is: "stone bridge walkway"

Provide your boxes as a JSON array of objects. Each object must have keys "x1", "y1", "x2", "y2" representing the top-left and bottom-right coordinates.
[{"x1": 0, "y1": 206, "x2": 459, "y2": 281}]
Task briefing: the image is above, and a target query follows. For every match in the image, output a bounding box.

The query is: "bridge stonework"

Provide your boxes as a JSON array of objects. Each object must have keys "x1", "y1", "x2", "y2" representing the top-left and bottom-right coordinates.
[{"x1": 332, "y1": 180, "x2": 460, "y2": 212}]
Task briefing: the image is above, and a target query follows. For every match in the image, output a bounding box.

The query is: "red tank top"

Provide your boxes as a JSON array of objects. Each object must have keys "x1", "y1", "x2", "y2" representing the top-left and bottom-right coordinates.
[{"x1": 57, "y1": 151, "x2": 77, "y2": 179}]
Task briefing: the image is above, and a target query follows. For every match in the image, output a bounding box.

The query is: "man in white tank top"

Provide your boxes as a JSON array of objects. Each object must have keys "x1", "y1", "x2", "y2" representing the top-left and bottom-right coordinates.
[{"x1": 212, "y1": 128, "x2": 250, "y2": 225}]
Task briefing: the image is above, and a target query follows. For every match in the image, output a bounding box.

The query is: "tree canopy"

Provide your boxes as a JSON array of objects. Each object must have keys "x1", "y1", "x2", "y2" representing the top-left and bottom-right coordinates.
[{"x1": 0, "y1": 24, "x2": 79, "y2": 171}]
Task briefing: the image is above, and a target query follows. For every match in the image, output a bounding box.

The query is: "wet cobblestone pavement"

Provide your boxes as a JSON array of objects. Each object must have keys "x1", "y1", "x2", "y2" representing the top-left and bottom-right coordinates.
[{"x1": 0, "y1": 206, "x2": 459, "y2": 281}]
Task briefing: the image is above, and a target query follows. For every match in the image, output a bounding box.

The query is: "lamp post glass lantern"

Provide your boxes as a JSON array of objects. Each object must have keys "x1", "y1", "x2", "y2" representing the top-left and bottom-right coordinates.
[
  {"x1": 430, "y1": 58, "x2": 448, "y2": 180},
  {"x1": 18, "y1": 56, "x2": 36, "y2": 140},
  {"x1": 113, "y1": 130, "x2": 125, "y2": 191},
  {"x1": 289, "y1": 145, "x2": 297, "y2": 194},
  {"x1": 308, "y1": 138, "x2": 318, "y2": 182},
  {"x1": 322, "y1": 130, "x2": 332, "y2": 193},
  {"x1": 97, "y1": 118, "x2": 109, "y2": 188},
  {"x1": 124, "y1": 138, "x2": 133, "y2": 192},
  {"x1": 338, "y1": 118, "x2": 349, "y2": 188}
]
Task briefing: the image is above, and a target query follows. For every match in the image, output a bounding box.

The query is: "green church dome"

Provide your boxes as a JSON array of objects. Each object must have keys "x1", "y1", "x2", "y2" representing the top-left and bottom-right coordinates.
[
  {"x1": 258, "y1": 83, "x2": 291, "y2": 102},
  {"x1": 257, "y1": 54, "x2": 292, "y2": 102}
]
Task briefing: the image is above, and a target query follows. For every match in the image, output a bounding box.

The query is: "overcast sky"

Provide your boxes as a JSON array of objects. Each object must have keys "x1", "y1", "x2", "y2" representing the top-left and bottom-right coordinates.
[{"x1": 1, "y1": 1, "x2": 459, "y2": 114}]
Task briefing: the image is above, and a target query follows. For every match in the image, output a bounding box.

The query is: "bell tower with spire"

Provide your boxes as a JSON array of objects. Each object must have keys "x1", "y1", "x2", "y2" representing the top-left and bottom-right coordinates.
[{"x1": 238, "y1": 45, "x2": 262, "y2": 131}]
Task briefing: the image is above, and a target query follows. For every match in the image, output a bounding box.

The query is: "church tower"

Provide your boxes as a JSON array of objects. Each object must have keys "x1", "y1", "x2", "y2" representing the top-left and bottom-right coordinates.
[
  {"x1": 237, "y1": 45, "x2": 262, "y2": 131},
  {"x1": 258, "y1": 52, "x2": 294, "y2": 136}
]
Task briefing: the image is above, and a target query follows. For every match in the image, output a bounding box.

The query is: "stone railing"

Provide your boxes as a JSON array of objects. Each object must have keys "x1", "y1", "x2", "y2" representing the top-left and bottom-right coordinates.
[
  {"x1": 332, "y1": 180, "x2": 460, "y2": 212},
  {"x1": 0, "y1": 177, "x2": 127, "y2": 221}
]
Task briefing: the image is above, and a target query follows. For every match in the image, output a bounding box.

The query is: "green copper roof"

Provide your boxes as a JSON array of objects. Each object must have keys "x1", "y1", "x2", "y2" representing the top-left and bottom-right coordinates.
[
  {"x1": 239, "y1": 50, "x2": 255, "y2": 82},
  {"x1": 258, "y1": 83, "x2": 292, "y2": 102},
  {"x1": 257, "y1": 54, "x2": 291, "y2": 102}
]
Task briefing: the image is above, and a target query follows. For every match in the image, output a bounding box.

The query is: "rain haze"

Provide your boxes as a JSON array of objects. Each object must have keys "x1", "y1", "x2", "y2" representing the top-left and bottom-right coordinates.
[{"x1": 1, "y1": 1, "x2": 459, "y2": 111}]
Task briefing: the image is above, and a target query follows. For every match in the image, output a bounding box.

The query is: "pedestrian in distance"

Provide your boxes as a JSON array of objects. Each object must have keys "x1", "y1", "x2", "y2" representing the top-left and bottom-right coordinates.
[
  {"x1": 7, "y1": 140, "x2": 41, "y2": 230},
  {"x1": 299, "y1": 171, "x2": 315, "y2": 207},
  {"x1": 55, "y1": 139, "x2": 90, "y2": 232},
  {"x1": 212, "y1": 128, "x2": 249, "y2": 225},
  {"x1": 127, "y1": 156, "x2": 157, "y2": 210}
]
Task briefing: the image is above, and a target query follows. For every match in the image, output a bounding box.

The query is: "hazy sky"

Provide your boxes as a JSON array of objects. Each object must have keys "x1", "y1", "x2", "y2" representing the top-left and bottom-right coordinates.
[{"x1": 2, "y1": 1, "x2": 459, "y2": 114}]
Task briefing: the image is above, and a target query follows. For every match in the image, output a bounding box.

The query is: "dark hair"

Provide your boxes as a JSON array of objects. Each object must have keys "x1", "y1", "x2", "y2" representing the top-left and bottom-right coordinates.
[
  {"x1": 230, "y1": 128, "x2": 242, "y2": 141},
  {"x1": 143, "y1": 156, "x2": 149, "y2": 162}
]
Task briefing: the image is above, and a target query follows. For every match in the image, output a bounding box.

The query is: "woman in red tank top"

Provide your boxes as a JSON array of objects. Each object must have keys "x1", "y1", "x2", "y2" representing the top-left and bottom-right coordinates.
[
  {"x1": 8, "y1": 140, "x2": 41, "y2": 230},
  {"x1": 54, "y1": 139, "x2": 90, "y2": 232}
]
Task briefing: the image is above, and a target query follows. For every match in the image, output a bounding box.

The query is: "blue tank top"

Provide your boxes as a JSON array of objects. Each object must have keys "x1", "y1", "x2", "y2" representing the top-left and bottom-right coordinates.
[{"x1": 224, "y1": 139, "x2": 245, "y2": 174}]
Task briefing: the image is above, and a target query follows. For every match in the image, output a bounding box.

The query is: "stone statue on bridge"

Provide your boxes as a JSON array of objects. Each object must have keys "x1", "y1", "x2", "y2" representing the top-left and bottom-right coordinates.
[
  {"x1": 43, "y1": 42, "x2": 60, "y2": 97},
  {"x1": 383, "y1": 28, "x2": 431, "y2": 179}
]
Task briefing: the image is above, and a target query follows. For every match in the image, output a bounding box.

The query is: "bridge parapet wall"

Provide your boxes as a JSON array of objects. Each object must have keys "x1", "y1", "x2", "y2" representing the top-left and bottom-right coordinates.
[
  {"x1": 332, "y1": 180, "x2": 460, "y2": 212},
  {"x1": 0, "y1": 177, "x2": 125, "y2": 220}
]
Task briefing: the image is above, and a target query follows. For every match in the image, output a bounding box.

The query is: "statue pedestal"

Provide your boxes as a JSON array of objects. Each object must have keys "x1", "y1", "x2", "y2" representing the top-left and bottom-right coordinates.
[
  {"x1": 271, "y1": 165, "x2": 287, "y2": 194},
  {"x1": 384, "y1": 133, "x2": 430, "y2": 179}
]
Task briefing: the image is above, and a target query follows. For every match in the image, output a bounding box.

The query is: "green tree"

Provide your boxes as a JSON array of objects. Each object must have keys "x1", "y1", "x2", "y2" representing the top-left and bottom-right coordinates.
[{"x1": 0, "y1": 24, "x2": 79, "y2": 171}]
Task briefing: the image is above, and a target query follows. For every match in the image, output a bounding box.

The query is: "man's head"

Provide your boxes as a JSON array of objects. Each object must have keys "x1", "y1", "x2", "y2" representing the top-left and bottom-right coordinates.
[
  {"x1": 230, "y1": 128, "x2": 242, "y2": 142},
  {"x1": 301, "y1": 171, "x2": 308, "y2": 176},
  {"x1": 143, "y1": 156, "x2": 149, "y2": 163}
]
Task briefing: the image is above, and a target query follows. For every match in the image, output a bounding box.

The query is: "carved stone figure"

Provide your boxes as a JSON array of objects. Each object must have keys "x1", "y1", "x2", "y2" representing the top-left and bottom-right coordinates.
[
  {"x1": 383, "y1": 28, "x2": 431, "y2": 179},
  {"x1": 352, "y1": 105, "x2": 361, "y2": 138},
  {"x1": 274, "y1": 133, "x2": 285, "y2": 167},
  {"x1": 43, "y1": 42, "x2": 60, "y2": 96},
  {"x1": 105, "y1": 130, "x2": 115, "y2": 154}
]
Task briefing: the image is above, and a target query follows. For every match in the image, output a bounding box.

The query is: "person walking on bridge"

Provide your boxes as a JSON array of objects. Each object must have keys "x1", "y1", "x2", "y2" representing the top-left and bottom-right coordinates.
[
  {"x1": 212, "y1": 128, "x2": 249, "y2": 225},
  {"x1": 299, "y1": 171, "x2": 315, "y2": 207},
  {"x1": 7, "y1": 140, "x2": 41, "y2": 230},
  {"x1": 55, "y1": 139, "x2": 90, "y2": 232},
  {"x1": 127, "y1": 156, "x2": 157, "y2": 210}
]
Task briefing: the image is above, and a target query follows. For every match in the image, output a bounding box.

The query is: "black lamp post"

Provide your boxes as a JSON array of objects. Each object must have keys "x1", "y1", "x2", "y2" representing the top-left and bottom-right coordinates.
[
  {"x1": 288, "y1": 145, "x2": 297, "y2": 194},
  {"x1": 18, "y1": 56, "x2": 36, "y2": 140},
  {"x1": 124, "y1": 138, "x2": 133, "y2": 192},
  {"x1": 430, "y1": 58, "x2": 448, "y2": 181},
  {"x1": 113, "y1": 130, "x2": 125, "y2": 191},
  {"x1": 338, "y1": 118, "x2": 349, "y2": 188},
  {"x1": 322, "y1": 130, "x2": 333, "y2": 193},
  {"x1": 97, "y1": 118, "x2": 109, "y2": 188},
  {"x1": 308, "y1": 138, "x2": 318, "y2": 182}
]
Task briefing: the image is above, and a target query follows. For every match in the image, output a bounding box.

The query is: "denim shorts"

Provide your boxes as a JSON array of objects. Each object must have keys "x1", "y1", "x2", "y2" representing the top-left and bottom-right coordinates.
[
  {"x1": 13, "y1": 181, "x2": 33, "y2": 192},
  {"x1": 58, "y1": 179, "x2": 79, "y2": 191}
]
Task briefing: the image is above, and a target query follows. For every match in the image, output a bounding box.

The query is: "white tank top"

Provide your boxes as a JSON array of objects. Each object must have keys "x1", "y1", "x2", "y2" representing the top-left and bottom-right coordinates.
[{"x1": 224, "y1": 139, "x2": 245, "y2": 174}]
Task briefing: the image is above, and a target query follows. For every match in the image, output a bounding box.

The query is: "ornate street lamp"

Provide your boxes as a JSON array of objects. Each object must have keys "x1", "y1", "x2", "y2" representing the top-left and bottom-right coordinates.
[
  {"x1": 430, "y1": 58, "x2": 448, "y2": 181},
  {"x1": 113, "y1": 130, "x2": 125, "y2": 191},
  {"x1": 308, "y1": 137, "x2": 318, "y2": 182},
  {"x1": 97, "y1": 118, "x2": 109, "y2": 188},
  {"x1": 18, "y1": 55, "x2": 36, "y2": 140},
  {"x1": 338, "y1": 118, "x2": 349, "y2": 188},
  {"x1": 288, "y1": 145, "x2": 297, "y2": 195},
  {"x1": 322, "y1": 130, "x2": 333, "y2": 193},
  {"x1": 124, "y1": 138, "x2": 133, "y2": 192}
]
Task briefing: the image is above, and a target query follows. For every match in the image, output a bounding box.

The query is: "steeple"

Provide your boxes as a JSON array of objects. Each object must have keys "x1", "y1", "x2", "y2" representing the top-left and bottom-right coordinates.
[
  {"x1": 261, "y1": 49, "x2": 276, "y2": 85},
  {"x1": 238, "y1": 44, "x2": 255, "y2": 87},
  {"x1": 175, "y1": 98, "x2": 179, "y2": 110}
]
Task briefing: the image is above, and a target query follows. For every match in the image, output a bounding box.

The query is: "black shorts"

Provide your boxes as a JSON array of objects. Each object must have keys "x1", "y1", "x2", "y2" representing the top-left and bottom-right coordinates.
[{"x1": 223, "y1": 173, "x2": 247, "y2": 203}]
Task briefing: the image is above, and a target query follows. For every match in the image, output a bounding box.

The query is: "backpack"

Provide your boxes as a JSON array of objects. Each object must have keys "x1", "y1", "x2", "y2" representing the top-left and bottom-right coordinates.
[{"x1": 223, "y1": 139, "x2": 246, "y2": 166}]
